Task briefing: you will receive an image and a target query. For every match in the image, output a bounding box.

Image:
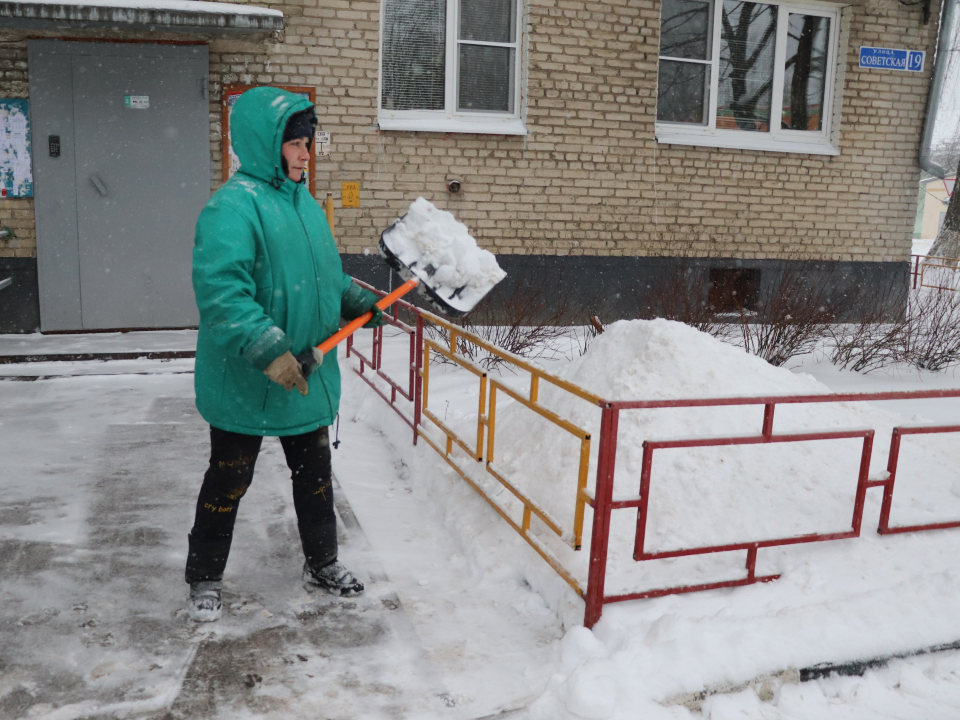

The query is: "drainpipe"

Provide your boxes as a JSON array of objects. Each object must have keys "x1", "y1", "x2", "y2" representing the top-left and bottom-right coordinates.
[{"x1": 919, "y1": 0, "x2": 959, "y2": 178}]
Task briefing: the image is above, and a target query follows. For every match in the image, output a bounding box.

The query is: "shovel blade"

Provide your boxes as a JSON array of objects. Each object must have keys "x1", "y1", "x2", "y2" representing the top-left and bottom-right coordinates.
[{"x1": 378, "y1": 219, "x2": 502, "y2": 318}]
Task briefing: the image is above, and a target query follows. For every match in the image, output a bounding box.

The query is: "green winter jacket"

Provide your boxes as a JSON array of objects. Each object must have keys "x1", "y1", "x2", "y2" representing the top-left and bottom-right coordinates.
[{"x1": 192, "y1": 86, "x2": 376, "y2": 436}]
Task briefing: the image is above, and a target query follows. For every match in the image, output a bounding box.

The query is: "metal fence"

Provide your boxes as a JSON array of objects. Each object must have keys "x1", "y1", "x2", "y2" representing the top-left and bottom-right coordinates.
[
  {"x1": 583, "y1": 390, "x2": 960, "y2": 626},
  {"x1": 345, "y1": 279, "x2": 960, "y2": 628},
  {"x1": 345, "y1": 279, "x2": 423, "y2": 444},
  {"x1": 878, "y1": 423, "x2": 960, "y2": 535},
  {"x1": 911, "y1": 254, "x2": 960, "y2": 290}
]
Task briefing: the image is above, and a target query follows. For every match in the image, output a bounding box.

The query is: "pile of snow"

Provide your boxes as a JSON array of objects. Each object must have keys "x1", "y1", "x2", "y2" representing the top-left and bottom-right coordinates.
[
  {"x1": 483, "y1": 320, "x2": 960, "y2": 593},
  {"x1": 381, "y1": 198, "x2": 506, "y2": 315}
]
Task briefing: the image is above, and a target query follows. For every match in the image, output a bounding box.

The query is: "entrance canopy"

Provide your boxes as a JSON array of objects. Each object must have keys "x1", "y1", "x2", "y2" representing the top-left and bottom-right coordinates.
[{"x1": 0, "y1": 0, "x2": 283, "y2": 34}]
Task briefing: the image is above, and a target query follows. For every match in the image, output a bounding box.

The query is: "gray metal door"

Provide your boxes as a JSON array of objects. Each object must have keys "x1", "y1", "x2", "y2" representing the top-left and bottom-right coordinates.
[{"x1": 29, "y1": 41, "x2": 208, "y2": 331}]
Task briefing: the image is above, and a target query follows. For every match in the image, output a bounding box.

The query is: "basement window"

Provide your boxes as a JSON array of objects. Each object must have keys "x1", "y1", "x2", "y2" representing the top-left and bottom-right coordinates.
[
  {"x1": 708, "y1": 268, "x2": 761, "y2": 312},
  {"x1": 378, "y1": 0, "x2": 527, "y2": 135},
  {"x1": 655, "y1": 0, "x2": 841, "y2": 155}
]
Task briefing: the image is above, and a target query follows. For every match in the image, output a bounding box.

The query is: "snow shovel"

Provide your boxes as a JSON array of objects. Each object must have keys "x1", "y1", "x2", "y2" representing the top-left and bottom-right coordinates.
[{"x1": 295, "y1": 200, "x2": 506, "y2": 379}]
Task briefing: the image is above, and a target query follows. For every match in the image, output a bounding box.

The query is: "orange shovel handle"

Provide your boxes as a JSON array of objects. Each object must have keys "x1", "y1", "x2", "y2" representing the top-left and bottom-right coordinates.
[{"x1": 317, "y1": 277, "x2": 419, "y2": 355}]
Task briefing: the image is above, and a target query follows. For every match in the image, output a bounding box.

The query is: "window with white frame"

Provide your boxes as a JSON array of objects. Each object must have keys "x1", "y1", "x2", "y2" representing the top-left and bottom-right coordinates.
[
  {"x1": 378, "y1": 0, "x2": 526, "y2": 135},
  {"x1": 655, "y1": 0, "x2": 841, "y2": 154}
]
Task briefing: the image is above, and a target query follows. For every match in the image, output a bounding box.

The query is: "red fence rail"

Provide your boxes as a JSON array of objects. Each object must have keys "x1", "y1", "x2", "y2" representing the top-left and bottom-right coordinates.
[
  {"x1": 343, "y1": 279, "x2": 960, "y2": 628},
  {"x1": 583, "y1": 390, "x2": 960, "y2": 627},
  {"x1": 345, "y1": 279, "x2": 423, "y2": 444},
  {"x1": 911, "y1": 253, "x2": 960, "y2": 290},
  {"x1": 878, "y1": 424, "x2": 960, "y2": 535}
]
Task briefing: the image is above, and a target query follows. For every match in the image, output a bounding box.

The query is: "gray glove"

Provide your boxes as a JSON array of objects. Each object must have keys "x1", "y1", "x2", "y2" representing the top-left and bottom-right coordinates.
[
  {"x1": 294, "y1": 347, "x2": 324, "y2": 380},
  {"x1": 264, "y1": 351, "x2": 309, "y2": 395}
]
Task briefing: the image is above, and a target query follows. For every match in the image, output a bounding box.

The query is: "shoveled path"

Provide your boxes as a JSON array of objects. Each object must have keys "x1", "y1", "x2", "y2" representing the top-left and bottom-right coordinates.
[{"x1": 0, "y1": 369, "x2": 553, "y2": 719}]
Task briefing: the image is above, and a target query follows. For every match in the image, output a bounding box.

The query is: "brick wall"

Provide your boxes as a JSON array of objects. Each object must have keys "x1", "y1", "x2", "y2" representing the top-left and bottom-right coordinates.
[
  {"x1": 0, "y1": 0, "x2": 940, "y2": 263},
  {"x1": 641, "y1": 0, "x2": 937, "y2": 263}
]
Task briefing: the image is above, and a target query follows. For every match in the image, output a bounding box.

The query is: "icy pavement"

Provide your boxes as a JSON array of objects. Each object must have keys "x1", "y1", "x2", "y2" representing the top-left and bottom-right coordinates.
[
  {"x1": 0, "y1": 365, "x2": 556, "y2": 719},
  {"x1": 0, "y1": 358, "x2": 195, "y2": 379},
  {"x1": 0, "y1": 330, "x2": 197, "y2": 359}
]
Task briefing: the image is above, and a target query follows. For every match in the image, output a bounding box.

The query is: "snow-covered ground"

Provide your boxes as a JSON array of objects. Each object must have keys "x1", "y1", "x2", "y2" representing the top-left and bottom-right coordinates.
[
  {"x1": 913, "y1": 238, "x2": 934, "y2": 257},
  {"x1": 0, "y1": 358, "x2": 195, "y2": 378},
  {"x1": 356, "y1": 321, "x2": 960, "y2": 720},
  {"x1": 3, "y1": 324, "x2": 960, "y2": 719}
]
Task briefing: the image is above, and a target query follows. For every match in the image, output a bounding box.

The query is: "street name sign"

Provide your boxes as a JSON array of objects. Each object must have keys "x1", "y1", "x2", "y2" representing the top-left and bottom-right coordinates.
[{"x1": 859, "y1": 46, "x2": 925, "y2": 72}]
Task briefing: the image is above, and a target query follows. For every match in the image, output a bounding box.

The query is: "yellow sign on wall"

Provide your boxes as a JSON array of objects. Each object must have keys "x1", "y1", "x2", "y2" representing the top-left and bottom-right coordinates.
[{"x1": 341, "y1": 182, "x2": 360, "y2": 208}]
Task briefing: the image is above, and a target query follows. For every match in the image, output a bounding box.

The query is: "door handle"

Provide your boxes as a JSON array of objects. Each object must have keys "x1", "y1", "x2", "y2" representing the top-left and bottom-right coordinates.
[{"x1": 90, "y1": 175, "x2": 108, "y2": 197}]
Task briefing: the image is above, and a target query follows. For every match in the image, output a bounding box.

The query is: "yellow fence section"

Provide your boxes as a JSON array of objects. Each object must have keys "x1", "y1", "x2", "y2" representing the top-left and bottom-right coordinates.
[
  {"x1": 416, "y1": 310, "x2": 602, "y2": 596},
  {"x1": 422, "y1": 338, "x2": 488, "y2": 461}
]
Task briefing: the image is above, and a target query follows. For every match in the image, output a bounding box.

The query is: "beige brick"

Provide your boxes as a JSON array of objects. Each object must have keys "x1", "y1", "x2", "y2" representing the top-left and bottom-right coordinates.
[{"x1": 0, "y1": 0, "x2": 938, "y2": 263}]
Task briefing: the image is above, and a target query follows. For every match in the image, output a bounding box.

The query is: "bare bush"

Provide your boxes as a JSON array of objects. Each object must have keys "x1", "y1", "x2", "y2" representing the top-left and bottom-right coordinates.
[
  {"x1": 641, "y1": 257, "x2": 839, "y2": 366},
  {"x1": 902, "y1": 289, "x2": 960, "y2": 371},
  {"x1": 829, "y1": 283, "x2": 908, "y2": 372},
  {"x1": 639, "y1": 254, "x2": 730, "y2": 340},
  {"x1": 414, "y1": 254, "x2": 960, "y2": 376},
  {"x1": 733, "y1": 263, "x2": 840, "y2": 366},
  {"x1": 572, "y1": 316, "x2": 604, "y2": 357},
  {"x1": 830, "y1": 285, "x2": 960, "y2": 373},
  {"x1": 426, "y1": 272, "x2": 576, "y2": 370}
]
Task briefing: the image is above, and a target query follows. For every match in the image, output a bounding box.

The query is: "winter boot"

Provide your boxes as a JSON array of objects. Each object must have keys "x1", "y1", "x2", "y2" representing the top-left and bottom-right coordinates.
[
  {"x1": 187, "y1": 580, "x2": 223, "y2": 622},
  {"x1": 303, "y1": 560, "x2": 364, "y2": 597}
]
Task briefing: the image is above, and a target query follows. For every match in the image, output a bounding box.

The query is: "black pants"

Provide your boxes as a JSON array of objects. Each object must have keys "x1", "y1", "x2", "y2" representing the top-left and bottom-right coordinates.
[{"x1": 185, "y1": 425, "x2": 337, "y2": 584}]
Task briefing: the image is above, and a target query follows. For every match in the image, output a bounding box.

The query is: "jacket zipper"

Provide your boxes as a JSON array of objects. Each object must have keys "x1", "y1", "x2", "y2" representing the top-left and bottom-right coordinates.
[
  {"x1": 293, "y1": 187, "x2": 338, "y2": 421},
  {"x1": 293, "y1": 187, "x2": 325, "y2": 331}
]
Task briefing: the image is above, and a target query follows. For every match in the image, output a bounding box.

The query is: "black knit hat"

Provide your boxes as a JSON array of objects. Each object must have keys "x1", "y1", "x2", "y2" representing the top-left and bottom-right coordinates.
[{"x1": 282, "y1": 107, "x2": 317, "y2": 145}]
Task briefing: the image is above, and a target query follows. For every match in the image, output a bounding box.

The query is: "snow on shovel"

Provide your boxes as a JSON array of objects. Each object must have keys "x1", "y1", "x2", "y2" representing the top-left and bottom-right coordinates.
[{"x1": 296, "y1": 197, "x2": 507, "y2": 378}]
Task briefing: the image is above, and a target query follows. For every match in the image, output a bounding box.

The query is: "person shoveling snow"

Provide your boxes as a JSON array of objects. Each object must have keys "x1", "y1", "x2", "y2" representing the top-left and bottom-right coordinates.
[
  {"x1": 187, "y1": 87, "x2": 386, "y2": 621},
  {"x1": 188, "y1": 89, "x2": 504, "y2": 622}
]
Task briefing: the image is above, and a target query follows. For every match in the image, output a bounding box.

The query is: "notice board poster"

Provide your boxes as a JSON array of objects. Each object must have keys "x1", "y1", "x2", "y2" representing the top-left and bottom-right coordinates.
[
  {"x1": 0, "y1": 99, "x2": 32, "y2": 198},
  {"x1": 221, "y1": 85, "x2": 316, "y2": 196}
]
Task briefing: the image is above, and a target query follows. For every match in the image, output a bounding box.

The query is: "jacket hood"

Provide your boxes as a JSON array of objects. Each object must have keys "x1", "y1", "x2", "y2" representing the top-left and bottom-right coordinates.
[{"x1": 231, "y1": 87, "x2": 313, "y2": 187}]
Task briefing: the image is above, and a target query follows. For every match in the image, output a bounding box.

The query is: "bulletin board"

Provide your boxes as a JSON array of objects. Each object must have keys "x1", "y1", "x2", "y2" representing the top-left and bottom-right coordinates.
[
  {"x1": 0, "y1": 99, "x2": 32, "y2": 198},
  {"x1": 221, "y1": 85, "x2": 316, "y2": 196}
]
